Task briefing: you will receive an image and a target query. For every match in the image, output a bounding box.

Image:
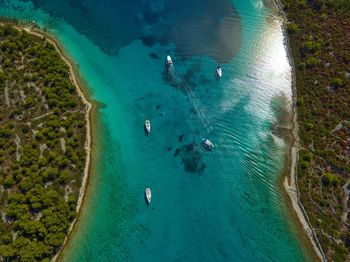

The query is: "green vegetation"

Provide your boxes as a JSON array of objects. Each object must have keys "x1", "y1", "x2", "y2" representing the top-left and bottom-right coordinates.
[
  {"x1": 281, "y1": 0, "x2": 350, "y2": 260},
  {"x1": 0, "y1": 25, "x2": 87, "y2": 261}
]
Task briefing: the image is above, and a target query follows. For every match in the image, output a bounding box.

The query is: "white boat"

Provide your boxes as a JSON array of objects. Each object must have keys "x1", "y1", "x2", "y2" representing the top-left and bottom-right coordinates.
[
  {"x1": 145, "y1": 188, "x2": 152, "y2": 204},
  {"x1": 166, "y1": 55, "x2": 173, "y2": 66},
  {"x1": 145, "y1": 120, "x2": 151, "y2": 134},
  {"x1": 202, "y1": 138, "x2": 214, "y2": 148},
  {"x1": 216, "y1": 66, "x2": 222, "y2": 78}
]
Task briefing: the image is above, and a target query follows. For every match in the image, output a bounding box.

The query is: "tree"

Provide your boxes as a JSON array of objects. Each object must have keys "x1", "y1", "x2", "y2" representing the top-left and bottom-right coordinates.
[
  {"x1": 20, "y1": 146, "x2": 39, "y2": 167},
  {"x1": 3, "y1": 176, "x2": 14, "y2": 188},
  {"x1": 59, "y1": 170, "x2": 71, "y2": 184},
  {"x1": 19, "y1": 177, "x2": 35, "y2": 192},
  {"x1": 0, "y1": 244, "x2": 17, "y2": 260}
]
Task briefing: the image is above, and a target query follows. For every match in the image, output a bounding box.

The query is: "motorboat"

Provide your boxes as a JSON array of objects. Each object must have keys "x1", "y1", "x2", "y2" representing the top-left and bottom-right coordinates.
[
  {"x1": 166, "y1": 55, "x2": 173, "y2": 66},
  {"x1": 145, "y1": 188, "x2": 152, "y2": 204},
  {"x1": 165, "y1": 55, "x2": 174, "y2": 77},
  {"x1": 216, "y1": 66, "x2": 222, "y2": 78},
  {"x1": 202, "y1": 138, "x2": 214, "y2": 148},
  {"x1": 145, "y1": 120, "x2": 151, "y2": 134}
]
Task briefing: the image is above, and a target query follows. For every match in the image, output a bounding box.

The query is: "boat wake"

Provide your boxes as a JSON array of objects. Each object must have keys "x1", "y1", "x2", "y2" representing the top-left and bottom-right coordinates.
[{"x1": 165, "y1": 61, "x2": 212, "y2": 134}]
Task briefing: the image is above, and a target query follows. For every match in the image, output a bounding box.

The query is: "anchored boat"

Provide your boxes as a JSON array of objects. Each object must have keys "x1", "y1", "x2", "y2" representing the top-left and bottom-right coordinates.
[
  {"x1": 145, "y1": 120, "x2": 151, "y2": 134},
  {"x1": 202, "y1": 138, "x2": 214, "y2": 149},
  {"x1": 166, "y1": 55, "x2": 173, "y2": 66},
  {"x1": 145, "y1": 188, "x2": 152, "y2": 204},
  {"x1": 216, "y1": 66, "x2": 222, "y2": 78}
]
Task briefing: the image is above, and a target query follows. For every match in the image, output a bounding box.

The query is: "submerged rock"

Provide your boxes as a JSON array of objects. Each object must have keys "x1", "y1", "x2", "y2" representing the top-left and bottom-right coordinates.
[
  {"x1": 149, "y1": 52, "x2": 160, "y2": 59},
  {"x1": 174, "y1": 142, "x2": 206, "y2": 174}
]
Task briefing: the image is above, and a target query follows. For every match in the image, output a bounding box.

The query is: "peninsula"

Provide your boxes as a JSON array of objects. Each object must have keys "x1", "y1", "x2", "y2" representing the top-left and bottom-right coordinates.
[
  {"x1": 0, "y1": 24, "x2": 91, "y2": 261},
  {"x1": 281, "y1": 0, "x2": 350, "y2": 260}
]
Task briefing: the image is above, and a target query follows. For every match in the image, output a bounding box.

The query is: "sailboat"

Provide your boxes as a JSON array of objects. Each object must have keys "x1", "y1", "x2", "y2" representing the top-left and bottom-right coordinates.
[
  {"x1": 166, "y1": 55, "x2": 173, "y2": 66},
  {"x1": 202, "y1": 138, "x2": 214, "y2": 148},
  {"x1": 216, "y1": 66, "x2": 222, "y2": 78},
  {"x1": 145, "y1": 120, "x2": 151, "y2": 134},
  {"x1": 145, "y1": 188, "x2": 152, "y2": 204}
]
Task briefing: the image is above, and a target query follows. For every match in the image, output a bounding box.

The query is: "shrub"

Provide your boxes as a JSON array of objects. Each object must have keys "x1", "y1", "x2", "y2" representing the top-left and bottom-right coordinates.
[
  {"x1": 306, "y1": 122, "x2": 313, "y2": 131},
  {"x1": 298, "y1": 62, "x2": 306, "y2": 70},
  {"x1": 302, "y1": 151, "x2": 313, "y2": 162},
  {"x1": 331, "y1": 78, "x2": 343, "y2": 88},
  {"x1": 296, "y1": 97, "x2": 304, "y2": 106},
  {"x1": 24, "y1": 96, "x2": 35, "y2": 108},
  {"x1": 287, "y1": 22, "x2": 298, "y2": 33},
  {"x1": 306, "y1": 57, "x2": 318, "y2": 68},
  {"x1": 300, "y1": 161, "x2": 308, "y2": 169},
  {"x1": 300, "y1": 41, "x2": 321, "y2": 54},
  {"x1": 322, "y1": 173, "x2": 340, "y2": 186},
  {"x1": 0, "y1": 127, "x2": 12, "y2": 138}
]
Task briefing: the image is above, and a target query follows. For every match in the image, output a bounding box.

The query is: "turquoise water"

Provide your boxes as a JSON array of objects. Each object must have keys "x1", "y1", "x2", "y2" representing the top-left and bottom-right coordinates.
[{"x1": 0, "y1": 0, "x2": 306, "y2": 261}]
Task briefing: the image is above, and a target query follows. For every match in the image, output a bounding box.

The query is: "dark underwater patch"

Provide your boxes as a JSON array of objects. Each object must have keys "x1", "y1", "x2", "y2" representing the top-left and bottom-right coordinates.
[
  {"x1": 149, "y1": 52, "x2": 160, "y2": 59},
  {"x1": 31, "y1": 0, "x2": 144, "y2": 55},
  {"x1": 32, "y1": 0, "x2": 241, "y2": 62},
  {"x1": 162, "y1": 0, "x2": 242, "y2": 63},
  {"x1": 174, "y1": 142, "x2": 206, "y2": 174},
  {"x1": 141, "y1": 34, "x2": 157, "y2": 47},
  {"x1": 178, "y1": 134, "x2": 185, "y2": 143},
  {"x1": 190, "y1": 108, "x2": 198, "y2": 115},
  {"x1": 142, "y1": 8, "x2": 159, "y2": 23}
]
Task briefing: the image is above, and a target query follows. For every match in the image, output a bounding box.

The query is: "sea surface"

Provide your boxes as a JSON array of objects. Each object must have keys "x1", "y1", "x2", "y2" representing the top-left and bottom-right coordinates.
[{"x1": 0, "y1": 0, "x2": 307, "y2": 261}]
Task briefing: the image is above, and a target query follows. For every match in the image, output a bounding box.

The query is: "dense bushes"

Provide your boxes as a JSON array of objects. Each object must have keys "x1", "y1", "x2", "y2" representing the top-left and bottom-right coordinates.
[{"x1": 0, "y1": 25, "x2": 87, "y2": 261}]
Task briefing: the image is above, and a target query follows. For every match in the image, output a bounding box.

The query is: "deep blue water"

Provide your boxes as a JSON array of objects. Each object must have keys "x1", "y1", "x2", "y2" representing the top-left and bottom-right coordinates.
[{"x1": 0, "y1": 0, "x2": 307, "y2": 261}]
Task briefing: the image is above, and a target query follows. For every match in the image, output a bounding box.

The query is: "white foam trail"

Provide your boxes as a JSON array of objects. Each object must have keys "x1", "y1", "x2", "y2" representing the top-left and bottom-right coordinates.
[{"x1": 170, "y1": 67, "x2": 212, "y2": 134}]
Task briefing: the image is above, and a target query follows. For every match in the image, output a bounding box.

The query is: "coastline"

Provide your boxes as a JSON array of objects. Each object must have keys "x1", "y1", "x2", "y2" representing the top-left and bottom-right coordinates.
[
  {"x1": 271, "y1": 1, "x2": 326, "y2": 261},
  {"x1": 11, "y1": 22, "x2": 94, "y2": 261},
  {"x1": 13, "y1": 10, "x2": 324, "y2": 261},
  {"x1": 0, "y1": 4, "x2": 327, "y2": 260}
]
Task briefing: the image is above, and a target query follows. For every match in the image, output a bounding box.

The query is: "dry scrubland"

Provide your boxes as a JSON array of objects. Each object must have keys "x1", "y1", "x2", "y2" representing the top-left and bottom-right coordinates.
[{"x1": 281, "y1": 0, "x2": 350, "y2": 260}]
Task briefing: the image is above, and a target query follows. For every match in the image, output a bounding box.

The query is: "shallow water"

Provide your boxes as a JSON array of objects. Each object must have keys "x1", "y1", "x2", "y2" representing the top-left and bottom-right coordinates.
[{"x1": 0, "y1": 0, "x2": 306, "y2": 261}]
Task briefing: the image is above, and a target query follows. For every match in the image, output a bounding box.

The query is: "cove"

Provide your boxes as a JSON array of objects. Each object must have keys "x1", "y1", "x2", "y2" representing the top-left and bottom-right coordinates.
[{"x1": 0, "y1": 0, "x2": 308, "y2": 261}]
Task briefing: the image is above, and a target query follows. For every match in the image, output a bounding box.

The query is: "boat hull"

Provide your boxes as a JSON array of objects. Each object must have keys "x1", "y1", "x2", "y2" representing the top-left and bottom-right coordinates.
[
  {"x1": 166, "y1": 55, "x2": 172, "y2": 66},
  {"x1": 202, "y1": 138, "x2": 214, "y2": 149},
  {"x1": 216, "y1": 68, "x2": 222, "y2": 78},
  {"x1": 144, "y1": 120, "x2": 151, "y2": 134},
  {"x1": 145, "y1": 188, "x2": 152, "y2": 204}
]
